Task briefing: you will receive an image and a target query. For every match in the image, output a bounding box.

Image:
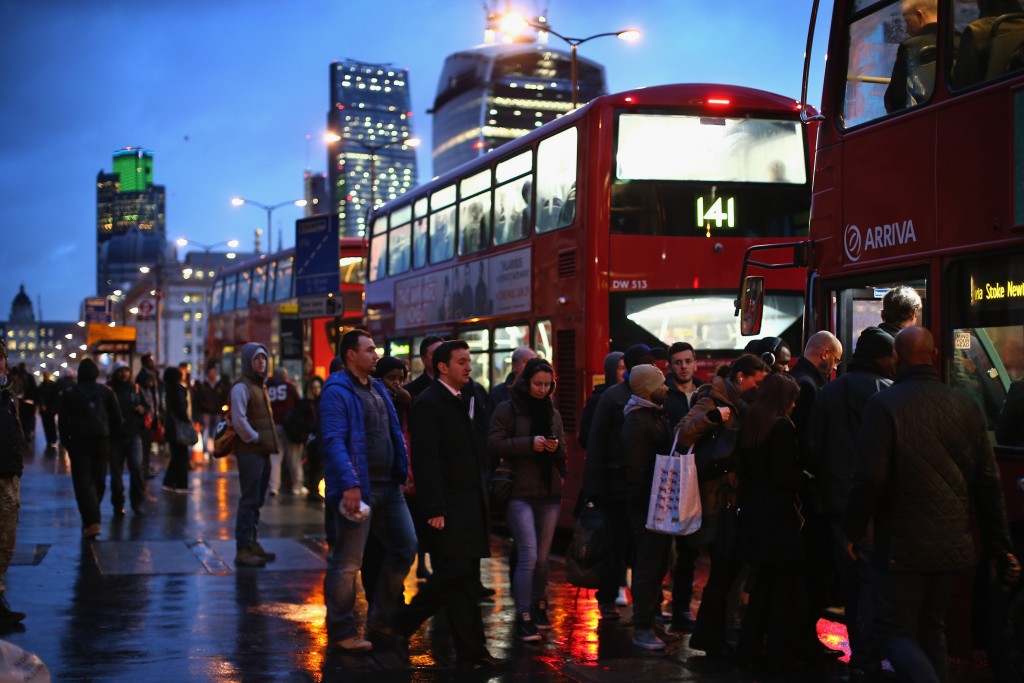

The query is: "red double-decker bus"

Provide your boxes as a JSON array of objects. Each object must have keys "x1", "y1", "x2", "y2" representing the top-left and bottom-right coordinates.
[
  {"x1": 206, "y1": 238, "x2": 365, "y2": 384},
  {"x1": 741, "y1": 0, "x2": 1024, "y2": 675},
  {"x1": 364, "y1": 82, "x2": 813, "y2": 524}
]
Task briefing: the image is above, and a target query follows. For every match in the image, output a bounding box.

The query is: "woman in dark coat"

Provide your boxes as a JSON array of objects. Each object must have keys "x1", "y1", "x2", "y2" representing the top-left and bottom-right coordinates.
[
  {"x1": 735, "y1": 372, "x2": 809, "y2": 667},
  {"x1": 487, "y1": 358, "x2": 567, "y2": 641},
  {"x1": 162, "y1": 365, "x2": 192, "y2": 493}
]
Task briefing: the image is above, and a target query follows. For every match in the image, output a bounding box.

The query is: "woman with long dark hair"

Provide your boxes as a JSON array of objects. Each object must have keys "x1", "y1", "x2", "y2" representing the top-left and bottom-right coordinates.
[
  {"x1": 487, "y1": 358, "x2": 567, "y2": 642},
  {"x1": 162, "y1": 365, "x2": 192, "y2": 493},
  {"x1": 735, "y1": 372, "x2": 809, "y2": 668}
]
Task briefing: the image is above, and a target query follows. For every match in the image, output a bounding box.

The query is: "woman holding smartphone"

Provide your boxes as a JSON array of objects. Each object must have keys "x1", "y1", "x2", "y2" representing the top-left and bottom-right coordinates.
[{"x1": 487, "y1": 357, "x2": 567, "y2": 642}]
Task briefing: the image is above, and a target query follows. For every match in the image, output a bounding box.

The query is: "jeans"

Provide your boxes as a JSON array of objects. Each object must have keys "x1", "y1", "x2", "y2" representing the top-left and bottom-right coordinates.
[
  {"x1": 870, "y1": 566, "x2": 957, "y2": 683},
  {"x1": 506, "y1": 497, "x2": 560, "y2": 615},
  {"x1": 628, "y1": 510, "x2": 672, "y2": 630},
  {"x1": 110, "y1": 435, "x2": 144, "y2": 512},
  {"x1": 235, "y1": 453, "x2": 271, "y2": 549},
  {"x1": 324, "y1": 484, "x2": 416, "y2": 640},
  {"x1": 830, "y1": 517, "x2": 878, "y2": 671},
  {"x1": 68, "y1": 439, "x2": 110, "y2": 528}
]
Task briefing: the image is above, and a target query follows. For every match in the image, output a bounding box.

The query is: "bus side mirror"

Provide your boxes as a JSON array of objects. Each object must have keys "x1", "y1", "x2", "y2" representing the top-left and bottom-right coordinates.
[{"x1": 740, "y1": 276, "x2": 765, "y2": 336}]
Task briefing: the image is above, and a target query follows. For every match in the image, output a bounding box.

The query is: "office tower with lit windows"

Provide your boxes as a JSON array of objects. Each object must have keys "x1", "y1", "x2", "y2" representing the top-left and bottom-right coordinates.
[
  {"x1": 303, "y1": 169, "x2": 330, "y2": 216},
  {"x1": 96, "y1": 147, "x2": 166, "y2": 295},
  {"x1": 326, "y1": 60, "x2": 418, "y2": 238},
  {"x1": 431, "y1": 16, "x2": 608, "y2": 176}
]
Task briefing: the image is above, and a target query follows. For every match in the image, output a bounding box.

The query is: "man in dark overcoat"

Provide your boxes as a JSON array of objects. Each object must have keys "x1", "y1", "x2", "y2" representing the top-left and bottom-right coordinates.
[{"x1": 390, "y1": 340, "x2": 507, "y2": 671}]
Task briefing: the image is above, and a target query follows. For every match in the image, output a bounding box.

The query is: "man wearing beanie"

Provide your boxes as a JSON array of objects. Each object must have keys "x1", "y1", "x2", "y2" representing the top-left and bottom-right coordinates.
[
  {"x1": 807, "y1": 326, "x2": 894, "y2": 677},
  {"x1": 620, "y1": 364, "x2": 678, "y2": 649},
  {"x1": 58, "y1": 357, "x2": 123, "y2": 539},
  {"x1": 582, "y1": 343, "x2": 659, "y2": 618}
]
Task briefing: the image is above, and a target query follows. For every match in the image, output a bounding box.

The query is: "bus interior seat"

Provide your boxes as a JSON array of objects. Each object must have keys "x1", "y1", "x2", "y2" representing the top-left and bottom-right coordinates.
[
  {"x1": 985, "y1": 13, "x2": 1024, "y2": 79},
  {"x1": 907, "y1": 44, "x2": 937, "y2": 105}
]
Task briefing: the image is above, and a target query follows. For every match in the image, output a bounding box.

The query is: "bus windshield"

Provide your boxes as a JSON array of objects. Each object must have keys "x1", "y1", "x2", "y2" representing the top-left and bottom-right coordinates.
[{"x1": 611, "y1": 112, "x2": 809, "y2": 238}]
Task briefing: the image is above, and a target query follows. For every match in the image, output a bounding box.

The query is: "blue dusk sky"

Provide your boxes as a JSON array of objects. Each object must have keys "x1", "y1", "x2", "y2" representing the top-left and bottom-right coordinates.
[{"x1": 0, "y1": 0, "x2": 832, "y2": 321}]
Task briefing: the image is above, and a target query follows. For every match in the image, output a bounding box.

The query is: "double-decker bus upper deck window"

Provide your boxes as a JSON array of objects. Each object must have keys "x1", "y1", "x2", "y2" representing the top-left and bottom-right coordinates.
[
  {"x1": 369, "y1": 216, "x2": 387, "y2": 282},
  {"x1": 251, "y1": 264, "x2": 268, "y2": 305},
  {"x1": 238, "y1": 270, "x2": 253, "y2": 308},
  {"x1": 842, "y1": 0, "x2": 936, "y2": 128},
  {"x1": 430, "y1": 185, "x2": 456, "y2": 264},
  {"x1": 494, "y1": 151, "x2": 533, "y2": 245},
  {"x1": 536, "y1": 127, "x2": 577, "y2": 233},
  {"x1": 947, "y1": 253, "x2": 1024, "y2": 447},
  {"x1": 275, "y1": 257, "x2": 294, "y2": 301},
  {"x1": 612, "y1": 112, "x2": 809, "y2": 238},
  {"x1": 459, "y1": 170, "x2": 492, "y2": 255},
  {"x1": 211, "y1": 279, "x2": 225, "y2": 314},
  {"x1": 950, "y1": 0, "x2": 1024, "y2": 89},
  {"x1": 388, "y1": 205, "x2": 413, "y2": 276},
  {"x1": 413, "y1": 198, "x2": 428, "y2": 269}
]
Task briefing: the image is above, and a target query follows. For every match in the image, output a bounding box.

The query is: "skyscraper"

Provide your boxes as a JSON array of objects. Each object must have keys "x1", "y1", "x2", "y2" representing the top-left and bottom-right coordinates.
[
  {"x1": 430, "y1": 15, "x2": 608, "y2": 176},
  {"x1": 96, "y1": 147, "x2": 166, "y2": 295},
  {"x1": 326, "y1": 60, "x2": 418, "y2": 238}
]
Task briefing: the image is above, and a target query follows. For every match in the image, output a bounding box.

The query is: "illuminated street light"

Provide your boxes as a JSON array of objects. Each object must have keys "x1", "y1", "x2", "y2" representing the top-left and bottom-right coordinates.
[
  {"x1": 509, "y1": 16, "x2": 641, "y2": 107},
  {"x1": 230, "y1": 198, "x2": 306, "y2": 254}
]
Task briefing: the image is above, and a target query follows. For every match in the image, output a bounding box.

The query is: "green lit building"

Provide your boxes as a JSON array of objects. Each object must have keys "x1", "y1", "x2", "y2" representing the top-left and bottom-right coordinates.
[{"x1": 96, "y1": 147, "x2": 166, "y2": 295}]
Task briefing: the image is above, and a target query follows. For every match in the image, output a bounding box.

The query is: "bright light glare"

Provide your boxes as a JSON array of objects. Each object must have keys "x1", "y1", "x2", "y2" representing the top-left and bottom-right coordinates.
[
  {"x1": 617, "y1": 29, "x2": 641, "y2": 42},
  {"x1": 324, "y1": 132, "x2": 342, "y2": 143},
  {"x1": 227, "y1": 239, "x2": 240, "y2": 248},
  {"x1": 294, "y1": 200, "x2": 308, "y2": 207},
  {"x1": 231, "y1": 197, "x2": 245, "y2": 206},
  {"x1": 405, "y1": 137, "x2": 422, "y2": 148},
  {"x1": 139, "y1": 266, "x2": 151, "y2": 274},
  {"x1": 499, "y1": 12, "x2": 529, "y2": 36},
  {"x1": 176, "y1": 238, "x2": 188, "y2": 247}
]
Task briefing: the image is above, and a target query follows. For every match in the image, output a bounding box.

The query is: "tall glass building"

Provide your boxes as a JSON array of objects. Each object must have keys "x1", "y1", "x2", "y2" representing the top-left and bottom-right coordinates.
[
  {"x1": 96, "y1": 147, "x2": 166, "y2": 295},
  {"x1": 326, "y1": 60, "x2": 418, "y2": 238},
  {"x1": 431, "y1": 29, "x2": 607, "y2": 176}
]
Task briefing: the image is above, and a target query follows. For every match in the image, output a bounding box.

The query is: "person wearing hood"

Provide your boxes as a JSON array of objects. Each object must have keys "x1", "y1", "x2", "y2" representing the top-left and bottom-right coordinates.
[
  {"x1": 487, "y1": 358, "x2": 567, "y2": 642},
  {"x1": 0, "y1": 339, "x2": 27, "y2": 624},
  {"x1": 161, "y1": 365, "x2": 193, "y2": 493},
  {"x1": 58, "y1": 357, "x2": 123, "y2": 540},
  {"x1": 577, "y1": 351, "x2": 624, "y2": 450},
  {"x1": 620, "y1": 363, "x2": 678, "y2": 650},
  {"x1": 230, "y1": 342, "x2": 280, "y2": 568},
  {"x1": 804, "y1": 326, "x2": 893, "y2": 676},
  {"x1": 107, "y1": 361, "x2": 150, "y2": 516}
]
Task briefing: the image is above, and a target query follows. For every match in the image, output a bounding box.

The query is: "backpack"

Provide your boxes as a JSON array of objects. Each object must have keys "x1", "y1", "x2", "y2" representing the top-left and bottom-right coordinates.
[
  {"x1": 77, "y1": 386, "x2": 110, "y2": 438},
  {"x1": 566, "y1": 501, "x2": 614, "y2": 589},
  {"x1": 212, "y1": 411, "x2": 238, "y2": 458}
]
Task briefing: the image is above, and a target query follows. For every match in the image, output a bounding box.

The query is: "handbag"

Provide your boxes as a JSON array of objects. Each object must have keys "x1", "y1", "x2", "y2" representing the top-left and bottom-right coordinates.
[
  {"x1": 692, "y1": 424, "x2": 739, "y2": 482},
  {"x1": 645, "y1": 429, "x2": 702, "y2": 536},
  {"x1": 566, "y1": 500, "x2": 614, "y2": 588},
  {"x1": 151, "y1": 418, "x2": 165, "y2": 444},
  {"x1": 212, "y1": 412, "x2": 238, "y2": 458},
  {"x1": 172, "y1": 416, "x2": 198, "y2": 446},
  {"x1": 487, "y1": 457, "x2": 514, "y2": 511}
]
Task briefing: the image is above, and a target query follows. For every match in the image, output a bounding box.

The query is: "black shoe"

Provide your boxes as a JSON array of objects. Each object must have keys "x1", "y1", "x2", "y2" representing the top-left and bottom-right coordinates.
[
  {"x1": 532, "y1": 600, "x2": 552, "y2": 630},
  {"x1": 458, "y1": 655, "x2": 510, "y2": 670},
  {"x1": 670, "y1": 610, "x2": 696, "y2": 633},
  {"x1": 373, "y1": 625, "x2": 409, "y2": 660},
  {"x1": 0, "y1": 593, "x2": 25, "y2": 624},
  {"x1": 515, "y1": 613, "x2": 541, "y2": 642}
]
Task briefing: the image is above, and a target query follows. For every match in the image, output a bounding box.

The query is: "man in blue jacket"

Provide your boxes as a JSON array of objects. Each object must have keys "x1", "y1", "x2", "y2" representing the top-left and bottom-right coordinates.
[{"x1": 320, "y1": 329, "x2": 416, "y2": 653}]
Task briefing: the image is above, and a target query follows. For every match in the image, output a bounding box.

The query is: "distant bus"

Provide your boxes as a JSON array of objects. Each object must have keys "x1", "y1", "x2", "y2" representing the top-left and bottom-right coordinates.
[
  {"x1": 741, "y1": 0, "x2": 1024, "y2": 675},
  {"x1": 206, "y1": 238, "x2": 365, "y2": 386},
  {"x1": 364, "y1": 82, "x2": 813, "y2": 524}
]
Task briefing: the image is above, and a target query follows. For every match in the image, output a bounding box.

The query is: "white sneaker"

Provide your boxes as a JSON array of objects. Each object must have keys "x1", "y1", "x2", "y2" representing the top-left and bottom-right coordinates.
[{"x1": 292, "y1": 486, "x2": 309, "y2": 496}]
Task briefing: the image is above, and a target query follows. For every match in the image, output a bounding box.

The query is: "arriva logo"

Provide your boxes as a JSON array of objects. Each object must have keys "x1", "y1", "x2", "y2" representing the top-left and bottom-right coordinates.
[{"x1": 843, "y1": 220, "x2": 918, "y2": 262}]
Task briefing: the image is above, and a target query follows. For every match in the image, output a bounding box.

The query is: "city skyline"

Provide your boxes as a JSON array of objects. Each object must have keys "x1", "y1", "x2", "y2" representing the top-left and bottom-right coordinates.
[{"x1": 0, "y1": 0, "x2": 831, "y2": 321}]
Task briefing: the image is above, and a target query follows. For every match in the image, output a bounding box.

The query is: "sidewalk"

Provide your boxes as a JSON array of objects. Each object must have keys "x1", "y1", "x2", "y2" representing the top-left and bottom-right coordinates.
[{"x1": 1, "y1": 433, "x2": 992, "y2": 682}]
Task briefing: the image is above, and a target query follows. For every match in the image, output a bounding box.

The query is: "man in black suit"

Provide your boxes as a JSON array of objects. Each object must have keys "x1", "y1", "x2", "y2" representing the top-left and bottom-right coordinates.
[{"x1": 389, "y1": 340, "x2": 508, "y2": 670}]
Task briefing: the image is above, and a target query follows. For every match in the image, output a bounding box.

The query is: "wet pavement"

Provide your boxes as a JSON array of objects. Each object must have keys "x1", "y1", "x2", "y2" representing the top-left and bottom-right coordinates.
[{"x1": 1, "y1": 432, "x2": 996, "y2": 682}]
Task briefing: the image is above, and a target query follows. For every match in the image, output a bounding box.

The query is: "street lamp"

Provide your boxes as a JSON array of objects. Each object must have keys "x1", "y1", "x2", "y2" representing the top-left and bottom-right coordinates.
[
  {"x1": 230, "y1": 198, "x2": 307, "y2": 253},
  {"x1": 138, "y1": 264, "x2": 164, "y2": 365},
  {"x1": 325, "y1": 132, "x2": 420, "y2": 225},
  {"x1": 516, "y1": 18, "x2": 640, "y2": 107}
]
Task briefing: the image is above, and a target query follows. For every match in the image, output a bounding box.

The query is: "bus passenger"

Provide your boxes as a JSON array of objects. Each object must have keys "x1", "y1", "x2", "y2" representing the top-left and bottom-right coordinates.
[
  {"x1": 884, "y1": 0, "x2": 939, "y2": 113},
  {"x1": 952, "y1": 0, "x2": 1024, "y2": 88},
  {"x1": 879, "y1": 284, "x2": 922, "y2": 336}
]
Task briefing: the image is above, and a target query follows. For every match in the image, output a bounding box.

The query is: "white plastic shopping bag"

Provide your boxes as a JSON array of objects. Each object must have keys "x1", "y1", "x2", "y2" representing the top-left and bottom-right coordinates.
[
  {"x1": 0, "y1": 639, "x2": 50, "y2": 683},
  {"x1": 645, "y1": 430, "x2": 702, "y2": 536}
]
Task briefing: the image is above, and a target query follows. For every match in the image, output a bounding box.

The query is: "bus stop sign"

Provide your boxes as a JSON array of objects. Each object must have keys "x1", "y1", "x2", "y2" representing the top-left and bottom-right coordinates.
[{"x1": 295, "y1": 214, "x2": 340, "y2": 299}]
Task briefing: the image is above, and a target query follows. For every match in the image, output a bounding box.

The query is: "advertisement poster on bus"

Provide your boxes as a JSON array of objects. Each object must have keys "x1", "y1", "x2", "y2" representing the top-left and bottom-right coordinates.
[{"x1": 395, "y1": 247, "x2": 531, "y2": 328}]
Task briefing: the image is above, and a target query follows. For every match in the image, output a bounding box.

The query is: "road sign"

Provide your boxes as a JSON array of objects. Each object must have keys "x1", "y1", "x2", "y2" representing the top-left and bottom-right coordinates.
[
  {"x1": 299, "y1": 296, "x2": 341, "y2": 319},
  {"x1": 84, "y1": 297, "x2": 112, "y2": 324},
  {"x1": 295, "y1": 215, "x2": 340, "y2": 299}
]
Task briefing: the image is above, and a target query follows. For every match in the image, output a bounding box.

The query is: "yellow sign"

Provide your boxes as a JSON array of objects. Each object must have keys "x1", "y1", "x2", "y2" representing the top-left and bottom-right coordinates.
[
  {"x1": 86, "y1": 323, "x2": 137, "y2": 346},
  {"x1": 973, "y1": 280, "x2": 1024, "y2": 302}
]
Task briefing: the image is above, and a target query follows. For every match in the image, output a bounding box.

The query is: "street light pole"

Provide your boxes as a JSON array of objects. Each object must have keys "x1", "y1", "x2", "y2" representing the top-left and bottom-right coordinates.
[
  {"x1": 524, "y1": 22, "x2": 641, "y2": 107},
  {"x1": 230, "y1": 198, "x2": 307, "y2": 254}
]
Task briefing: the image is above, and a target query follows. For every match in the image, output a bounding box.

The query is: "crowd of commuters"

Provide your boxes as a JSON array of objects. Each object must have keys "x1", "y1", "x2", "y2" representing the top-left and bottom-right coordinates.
[{"x1": 1, "y1": 284, "x2": 1021, "y2": 682}]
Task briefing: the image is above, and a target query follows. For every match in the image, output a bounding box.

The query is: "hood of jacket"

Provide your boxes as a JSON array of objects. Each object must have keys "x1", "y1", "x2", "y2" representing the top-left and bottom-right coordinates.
[
  {"x1": 78, "y1": 358, "x2": 99, "y2": 384},
  {"x1": 624, "y1": 394, "x2": 662, "y2": 415},
  {"x1": 603, "y1": 352, "x2": 625, "y2": 386},
  {"x1": 240, "y1": 342, "x2": 269, "y2": 382}
]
